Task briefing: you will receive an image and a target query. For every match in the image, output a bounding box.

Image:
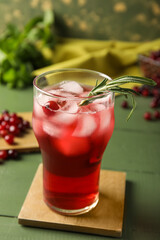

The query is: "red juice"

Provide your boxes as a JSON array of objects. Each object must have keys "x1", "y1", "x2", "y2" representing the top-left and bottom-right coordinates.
[{"x1": 33, "y1": 79, "x2": 114, "y2": 214}]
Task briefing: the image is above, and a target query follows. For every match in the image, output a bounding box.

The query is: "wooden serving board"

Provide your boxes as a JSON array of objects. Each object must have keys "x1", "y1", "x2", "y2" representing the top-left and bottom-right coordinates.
[
  {"x1": 0, "y1": 112, "x2": 39, "y2": 152},
  {"x1": 18, "y1": 164, "x2": 126, "y2": 237}
]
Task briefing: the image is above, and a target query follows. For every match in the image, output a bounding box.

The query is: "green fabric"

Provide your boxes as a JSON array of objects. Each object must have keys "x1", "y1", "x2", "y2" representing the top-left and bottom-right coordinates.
[{"x1": 34, "y1": 38, "x2": 160, "y2": 88}]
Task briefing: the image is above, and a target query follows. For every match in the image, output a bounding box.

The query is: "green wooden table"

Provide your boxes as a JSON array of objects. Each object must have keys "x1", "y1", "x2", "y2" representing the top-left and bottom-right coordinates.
[{"x1": 0, "y1": 84, "x2": 160, "y2": 240}]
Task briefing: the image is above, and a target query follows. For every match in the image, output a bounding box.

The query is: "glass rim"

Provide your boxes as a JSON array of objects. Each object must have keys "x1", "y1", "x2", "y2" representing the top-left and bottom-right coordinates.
[{"x1": 33, "y1": 68, "x2": 114, "y2": 101}]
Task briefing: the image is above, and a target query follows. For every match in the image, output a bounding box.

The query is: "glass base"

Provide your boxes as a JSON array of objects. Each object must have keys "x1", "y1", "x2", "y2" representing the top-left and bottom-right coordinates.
[{"x1": 45, "y1": 195, "x2": 99, "y2": 216}]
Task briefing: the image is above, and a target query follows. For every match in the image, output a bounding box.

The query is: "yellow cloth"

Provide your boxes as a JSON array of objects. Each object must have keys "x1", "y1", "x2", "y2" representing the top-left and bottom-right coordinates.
[{"x1": 34, "y1": 38, "x2": 160, "y2": 87}]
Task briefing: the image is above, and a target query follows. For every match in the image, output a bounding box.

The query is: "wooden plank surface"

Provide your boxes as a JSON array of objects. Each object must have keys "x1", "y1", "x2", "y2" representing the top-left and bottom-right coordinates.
[{"x1": 18, "y1": 164, "x2": 126, "y2": 238}]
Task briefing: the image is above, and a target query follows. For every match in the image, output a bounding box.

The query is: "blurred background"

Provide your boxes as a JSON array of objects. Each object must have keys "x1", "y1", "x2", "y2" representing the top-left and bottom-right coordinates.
[{"x1": 0, "y1": 0, "x2": 160, "y2": 41}]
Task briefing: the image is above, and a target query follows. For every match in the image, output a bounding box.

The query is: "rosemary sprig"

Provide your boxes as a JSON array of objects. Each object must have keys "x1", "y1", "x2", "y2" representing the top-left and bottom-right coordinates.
[{"x1": 79, "y1": 76, "x2": 156, "y2": 121}]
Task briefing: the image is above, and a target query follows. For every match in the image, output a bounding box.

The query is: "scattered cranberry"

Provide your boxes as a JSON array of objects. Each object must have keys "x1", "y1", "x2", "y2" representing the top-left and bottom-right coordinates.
[
  {"x1": 4, "y1": 134, "x2": 14, "y2": 145},
  {"x1": 150, "y1": 97, "x2": 160, "y2": 108},
  {"x1": 141, "y1": 88, "x2": 150, "y2": 97},
  {"x1": 133, "y1": 86, "x2": 140, "y2": 93},
  {"x1": 0, "y1": 150, "x2": 8, "y2": 160},
  {"x1": 121, "y1": 100, "x2": 129, "y2": 109},
  {"x1": 144, "y1": 112, "x2": 152, "y2": 121},
  {"x1": 152, "y1": 88, "x2": 159, "y2": 97},
  {"x1": 7, "y1": 149, "x2": 18, "y2": 159},
  {"x1": 43, "y1": 101, "x2": 59, "y2": 115},
  {"x1": 154, "y1": 111, "x2": 160, "y2": 119}
]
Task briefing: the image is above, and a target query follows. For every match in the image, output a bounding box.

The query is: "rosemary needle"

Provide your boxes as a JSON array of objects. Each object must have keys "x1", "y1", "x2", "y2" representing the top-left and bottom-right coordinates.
[{"x1": 79, "y1": 75, "x2": 156, "y2": 121}]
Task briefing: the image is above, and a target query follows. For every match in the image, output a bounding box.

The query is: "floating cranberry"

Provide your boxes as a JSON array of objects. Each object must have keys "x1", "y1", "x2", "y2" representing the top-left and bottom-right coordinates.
[
  {"x1": 0, "y1": 150, "x2": 8, "y2": 160},
  {"x1": 144, "y1": 112, "x2": 152, "y2": 121},
  {"x1": 43, "y1": 101, "x2": 59, "y2": 115},
  {"x1": 4, "y1": 134, "x2": 14, "y2": 145},
  {"x1": 121, "y1": 100, "x2": 129, "y2": 109}
]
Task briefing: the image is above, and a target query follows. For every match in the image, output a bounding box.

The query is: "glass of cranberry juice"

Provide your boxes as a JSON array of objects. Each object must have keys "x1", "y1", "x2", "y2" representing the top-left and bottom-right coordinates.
[{"x1": 32, "y1": 69, "x2": 115, "y2": 215}]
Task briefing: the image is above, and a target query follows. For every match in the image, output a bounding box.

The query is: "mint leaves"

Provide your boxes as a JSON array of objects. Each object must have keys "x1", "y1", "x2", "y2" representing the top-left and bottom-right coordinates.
[{"x1": 0, "y1": 10, "x2": 56, "y2": 88}]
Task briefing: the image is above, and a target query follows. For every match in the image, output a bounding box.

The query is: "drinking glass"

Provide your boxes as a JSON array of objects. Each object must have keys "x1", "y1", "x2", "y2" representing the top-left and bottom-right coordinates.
[{"x1": 32, "y1": 68, "x2": 115, "y2": 215}]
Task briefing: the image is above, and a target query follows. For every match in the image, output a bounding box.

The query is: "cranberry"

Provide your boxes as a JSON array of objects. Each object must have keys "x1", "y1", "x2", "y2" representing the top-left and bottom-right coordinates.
[
  {"x1": 4, "y1": 134, "x2": 14, "y2": 145},
  {"x1": 2, "y1": 110, "x2": 9, "y2": 115},
  {"x1": 141, "y1": 88, "x2": 150, "y2": 97},
  {"x1": 121, "y1": 100, "x2": 129, "y2": 108},
  {"x1": 144, "y1": 112, "x2": 152, "y2": 121},
  {"x1": 0, "y1": 125, "x2": 5, "y2": 131},
  {"x1": 0, "y1": 150, "x2": 8, "y2": 160},
  {"x1": 1, "y1": 121, "x2": 8, "y2": 129},
  {"x1": 150, "y1": 97, "x2": 160, "y2": 108},
  {"x1": 9, "y1": 125, "x2": 20, "y2": 136},
  {"x1": 9, "y1": 116, "x2": 17, "y2": 124},
  {"x1": 22, "y1": 120, "x2": 30, "y2": 129},
  {"x1": 7, "y1": 149, "x2": 18, "y2": 159},
  {"x1": 43, "y1": 101, "x2": 59, "y2": 115},
  {"x1": 0, "y1": 116, "x2": 4, "y2": 123},
  {"x1": 3, "y1": 114, "x2": 10, "y2": 122},
  {"x1": 133, "y1": 86, "x2": 140, "y2": 93},
  {"x1": 10, "y1": 113, "x2": 17, "y2": 118},
  {"x1": 152, "y1": 88, "x2": 160, "y2": 97},
  {"x1": 0, "y1": 129, "x2": 8, "y2": 137},
  {"x1": 17, "y1": 122, "x2": 24, "y2": 132},
  {"x1": 154, "y1": 111, "x2": 160, "y2": 119}
]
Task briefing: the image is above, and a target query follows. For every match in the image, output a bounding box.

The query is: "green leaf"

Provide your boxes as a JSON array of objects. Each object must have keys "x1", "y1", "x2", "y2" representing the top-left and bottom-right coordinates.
[
  {"x1": 43, "y1": 10, "x2": 54, "y2": 26},
  {"x1": 3, "y1": 68, "x2": 17, "y2": 82}
]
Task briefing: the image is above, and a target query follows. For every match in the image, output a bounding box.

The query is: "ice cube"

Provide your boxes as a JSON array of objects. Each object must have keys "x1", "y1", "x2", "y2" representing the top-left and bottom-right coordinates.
[
  {"x1": 32, "y1": 118, "x2": 45, "y2": 137},
  {"x1": 52, "y1": 112, "x2": 77, "y2": 125},
  {"x1": 99, "y1": 108, "x2": 111, "y2": 132},
  {"x1": 89, "y1": 103, "x2": 106, "y2": 113},
  {"x1": 43, "y1": 121, "x2": 62, "y2": 138},
  {"x1": 62, "y1": 101, "x2": 79, "y2": 113},
  {"x1": 33, "y1": 97, "x2": 45, "y2": 119},
  {"x1": 37, "y1": 93, "x2": 52, "y2": 106},
  {"x1": 49, "y1": 89, "x2": 73, "y2": 98},
  {"x1": 73, "y1": 114, "x2": 97, "y2": 137},
  {"x1": 60, "y1": 81, "x2": 83, "y2": 94},
  {"x1": 94, "y1": 94, "x2": 111, "y2": 105}
]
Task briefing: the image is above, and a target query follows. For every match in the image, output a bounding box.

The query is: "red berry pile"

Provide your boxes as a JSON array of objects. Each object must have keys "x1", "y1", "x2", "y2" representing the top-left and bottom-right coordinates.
[
  {"x1": 0, "y1": 110, "x2": 30, "y2": 163},
  {"x1": 0, "y1": 110, "x2": 30, "y2": 145}
]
